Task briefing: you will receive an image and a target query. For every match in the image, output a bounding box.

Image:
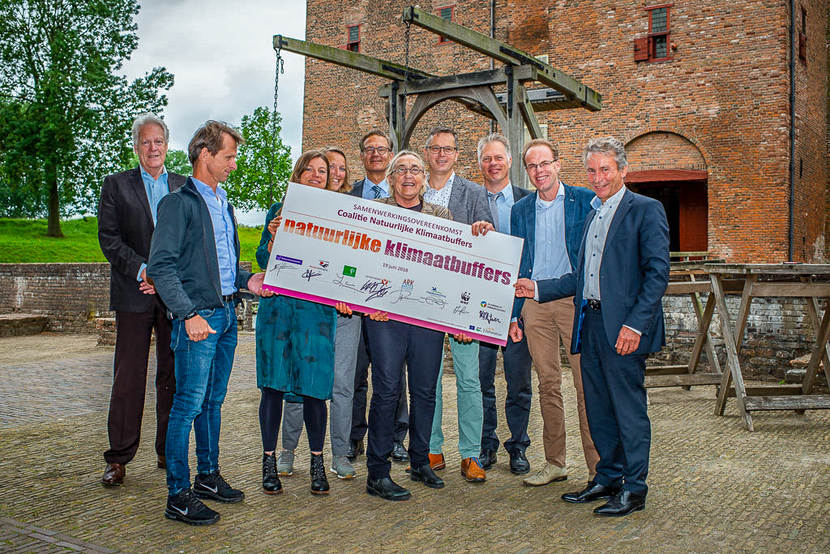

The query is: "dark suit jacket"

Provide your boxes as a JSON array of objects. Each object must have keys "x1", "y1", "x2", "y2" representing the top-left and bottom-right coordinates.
[
  {"x1": 510, "y1": 183, "x2": 594, "y2": 320},
  {"x1": 98, "y1": 167, "x2": 186, "y2": 312},
  {"x1": 349, "y1": 177, "x2": 384, "y2": 199},
  {"x1": 445, "y1": 175, "x2": 493, "y2": 226},
  {"x1": 147, "y1": 179, "x2": 253, "y2": 318},
  {"x1": 537, "y1": 189, "x2": 670, "y2": 355}
]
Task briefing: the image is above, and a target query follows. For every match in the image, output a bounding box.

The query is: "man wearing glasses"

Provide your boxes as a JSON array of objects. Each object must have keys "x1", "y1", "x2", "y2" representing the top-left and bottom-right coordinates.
[
  {"x1": 347, "y1": 129, "x2": 411, "y2": 464},
  {"x1": 422, "y1": 126, "x2": 494, "y2": 483},
  {"x1": 509, "y1": 138, "x2": 598, "y2": 487}
]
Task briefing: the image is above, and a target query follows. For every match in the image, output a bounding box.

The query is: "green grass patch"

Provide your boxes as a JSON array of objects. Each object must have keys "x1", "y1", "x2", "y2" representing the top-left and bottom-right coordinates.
[{"x1": 0, "y1": 218, "x2": 264, "y2": 264}]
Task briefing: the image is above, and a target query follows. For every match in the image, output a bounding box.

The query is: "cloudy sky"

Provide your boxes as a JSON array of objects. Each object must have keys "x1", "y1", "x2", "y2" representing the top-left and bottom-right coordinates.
[{"x1": 123, "y1": 0, "x2": 307, "y2": 157}]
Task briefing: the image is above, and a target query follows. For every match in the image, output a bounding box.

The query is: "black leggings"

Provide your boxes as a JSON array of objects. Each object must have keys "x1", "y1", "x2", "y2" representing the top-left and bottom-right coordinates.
[{"x1": 259, "y1": 387, "x2": 327, "y2": 452}]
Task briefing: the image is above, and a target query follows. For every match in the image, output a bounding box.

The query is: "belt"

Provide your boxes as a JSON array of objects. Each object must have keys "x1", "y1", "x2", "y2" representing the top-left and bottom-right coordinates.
[
  {"x1": 586, "y1": 299, "x2": 601, "y2": 311},
  {"x1": 222, "y1": 294, "x2": 236, "y2": 303}
]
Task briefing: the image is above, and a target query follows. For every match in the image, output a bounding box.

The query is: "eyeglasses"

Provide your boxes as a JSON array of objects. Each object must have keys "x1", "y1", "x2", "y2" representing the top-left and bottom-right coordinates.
[
  {"x1": 362, "y1": 146, "x2": 390, "y2": 155},
  {"x1": 139, "y1": 139, "x2": 166, "y2": 149},
  {"x1": 392, "y1": 166, "x2": 425, "y2": 176},
  {"x1": 427, "y1": 145, "x2": 457, "y2": 155},
  {"x1": 525, "y1": 159, "x2": 557, "y2": 172}
]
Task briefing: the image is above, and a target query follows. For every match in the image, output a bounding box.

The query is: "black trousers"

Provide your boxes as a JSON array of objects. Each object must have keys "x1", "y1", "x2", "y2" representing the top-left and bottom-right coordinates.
[
  {"x1": 104, "y1": 304, "x2": 175, "y2": 464},
  {"x1": 351, "y1": 321, "x2": 408, "y2": 443},
  {"x1": 364, "y1": 319, "x2": 444, "y2": 480}
]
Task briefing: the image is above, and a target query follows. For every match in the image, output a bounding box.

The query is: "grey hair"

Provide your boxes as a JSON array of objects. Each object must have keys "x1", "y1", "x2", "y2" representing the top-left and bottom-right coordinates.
[
  {"x1": 131, "y1": 113, "x2": 169, "y2": 147},
  {"x1": 583, "y1": 136, "x2": 627, "y2": 169},
  {"x1": 476, "y1": 133, "x2": 512, "y2": 163},
  {"x1": 385, "y1": 150, "x2": 427, "y2": 196}
]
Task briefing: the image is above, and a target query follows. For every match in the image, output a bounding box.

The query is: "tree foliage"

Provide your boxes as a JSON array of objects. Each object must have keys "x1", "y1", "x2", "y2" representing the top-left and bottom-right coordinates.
[
  {"x1": 224, "y1": 106, "x2": 292, "y2": 211},
  {"x1": 0, "y1": 0, "x2": 174, "y2": 236}
]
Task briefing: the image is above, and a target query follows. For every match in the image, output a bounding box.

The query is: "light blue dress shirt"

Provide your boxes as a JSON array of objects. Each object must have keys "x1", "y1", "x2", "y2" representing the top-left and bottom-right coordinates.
[
  {"x1": 487, "y1": 184, "x2": 515, "y2": 235},
  {"x1": 582, "y1": 185, "x2": 626, "y2": 301},
  {"x1": 360, "y1": 178, "x2": 390, "y2": 199},
  {"x1": 137, "y1": 165, "x2": 169, "y2": 281},
  {"x1": 531, "y1": 183, "x2": 571, "y2": 281},
  {"x1": 192, "y1": 177, "x2": 238, "y2": 295}
]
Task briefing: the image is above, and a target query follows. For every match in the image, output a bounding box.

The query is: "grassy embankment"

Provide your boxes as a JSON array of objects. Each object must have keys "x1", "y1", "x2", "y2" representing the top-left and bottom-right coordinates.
[{"x1": 0, "y1": 218, "x2": 264, "y2": 264}]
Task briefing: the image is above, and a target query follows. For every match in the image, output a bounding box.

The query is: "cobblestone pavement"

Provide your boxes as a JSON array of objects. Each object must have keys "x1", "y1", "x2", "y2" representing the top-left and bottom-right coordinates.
[{"x1": 0, "y1": 333, "x2": 828, "y2": 552}]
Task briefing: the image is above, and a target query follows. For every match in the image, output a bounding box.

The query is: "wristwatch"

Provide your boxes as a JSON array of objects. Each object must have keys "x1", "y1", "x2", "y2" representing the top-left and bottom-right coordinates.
[{"x1": 183, "y1": 310, "x2": 198, "y2": 320}]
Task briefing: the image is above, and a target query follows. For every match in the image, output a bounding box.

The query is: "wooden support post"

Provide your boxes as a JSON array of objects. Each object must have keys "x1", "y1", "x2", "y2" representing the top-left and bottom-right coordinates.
[{"x1": 711, "y1": 274, "x2": 754, "y2": 430}]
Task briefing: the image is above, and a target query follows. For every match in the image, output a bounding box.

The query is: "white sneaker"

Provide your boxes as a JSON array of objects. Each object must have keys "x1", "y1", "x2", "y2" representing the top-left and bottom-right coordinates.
[
  {"x1": 522, "y1": 463, "x2": 568, "y2": 486},
  {"x1": 276, "y1": 450, "x2": 294, "y2": 476},
  {"x1": 330, "y1": 455, "x2": 356, "y2": 479}
]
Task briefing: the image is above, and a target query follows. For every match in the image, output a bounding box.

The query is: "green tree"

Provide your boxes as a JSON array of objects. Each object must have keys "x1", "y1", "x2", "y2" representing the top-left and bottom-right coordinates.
[
  {"x1": 224, "y1": 106, "x2": 292, "y2": 211},
  {"x1": 0, "y1": 0, "x2": 174, "y2": 236}
]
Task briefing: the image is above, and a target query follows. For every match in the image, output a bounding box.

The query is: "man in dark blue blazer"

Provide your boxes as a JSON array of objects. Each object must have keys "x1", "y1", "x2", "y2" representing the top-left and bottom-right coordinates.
[
  {"x1": 509, "y1": 138, "x2": 599, "y2": 487},
  {"x1": 475, "y1": 133, "x2": 534, "y2": 475},
  {"x1": 515, "y1": 137, "x2": 670, "y2": 516}
]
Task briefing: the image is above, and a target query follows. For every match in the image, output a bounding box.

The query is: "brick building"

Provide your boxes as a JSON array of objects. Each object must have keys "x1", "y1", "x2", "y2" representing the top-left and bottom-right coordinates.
[{"x1": 300, "y1": 1, "x2": 828, "y2": 262}]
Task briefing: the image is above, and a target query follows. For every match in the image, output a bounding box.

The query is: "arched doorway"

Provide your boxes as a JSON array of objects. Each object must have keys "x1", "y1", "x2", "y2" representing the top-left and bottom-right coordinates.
[{"x1": 625, "y1": 132, "x2": 708, "y2": 253}]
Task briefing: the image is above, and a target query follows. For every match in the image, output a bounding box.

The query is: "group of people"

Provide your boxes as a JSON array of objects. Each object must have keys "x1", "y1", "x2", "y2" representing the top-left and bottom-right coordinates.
[{"x1": 98, "y1": 113, "x2": 670, "y2": 526}]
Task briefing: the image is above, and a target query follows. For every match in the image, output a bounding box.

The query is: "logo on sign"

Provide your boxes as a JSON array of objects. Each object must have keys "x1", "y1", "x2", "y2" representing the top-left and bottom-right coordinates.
[
  {"x1": 343, "y1": 265, "x2": 357, "y2": 277},
  {"x1": 460, "y1": 291, "x2": 470, "y2": 304}
]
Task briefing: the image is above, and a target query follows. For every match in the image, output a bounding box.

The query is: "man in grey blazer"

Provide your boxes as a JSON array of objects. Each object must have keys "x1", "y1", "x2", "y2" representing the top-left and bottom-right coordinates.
[
  {"x1": 97, "y1": 113, "x2": 186, "y2": 486},
  {"x1": 422, "y1": 126, "x2": 494, "y2": 482}
]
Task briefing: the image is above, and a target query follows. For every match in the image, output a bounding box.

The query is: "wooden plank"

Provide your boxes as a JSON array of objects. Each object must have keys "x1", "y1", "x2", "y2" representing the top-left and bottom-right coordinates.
[
  {"x1": 688, "y1": 290, "x2": 722, "y2": 377},
  {"x1": 645, "y1": 365, "x2": 690, "y2": 375},
  {"x1": 646, "y1": 374, "x2": 723, "y2": 388},
  {"x1": 402, "y1": 6, "x2": 602, "y2": 111},
  {"x1": 744, "y1": 395, "x2": 830, "y2": 411},
  {"x1": 749, "y1": 282, "x2": 830, "y2": 297},
  {"x1": 665, "y1": 281, "x2": 712, "y2": 295},
  {"x1": 711, "y1": 274, "x2": 753, "y2": 430},
  {"x1": 723, "y1": 384, "x2": 804, "y2": 397},
  {"x1": 273, "y1": 35, "x2": 432, "y2": 81},
  {"x1": 802, "y1": 303, "x2": 830, "y2": 394},
  {"x1": 802, "y1": 278, "x2": 830, "y2": 394},
  {"x1": 734, "y1": 276, "x2": 755, "y2": 354},
  {"x1": 706, "y1": 263, "x2": 830, "y2": 276}
]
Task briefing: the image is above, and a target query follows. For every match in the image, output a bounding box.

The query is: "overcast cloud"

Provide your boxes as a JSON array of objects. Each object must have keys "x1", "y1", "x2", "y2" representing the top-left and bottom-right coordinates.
[
  {"x1": 121, "y1": 1, "x2": 307, "y2": 223},
  {"x1": 123, "y1": 0, "x2": 307, "y2": 157}
]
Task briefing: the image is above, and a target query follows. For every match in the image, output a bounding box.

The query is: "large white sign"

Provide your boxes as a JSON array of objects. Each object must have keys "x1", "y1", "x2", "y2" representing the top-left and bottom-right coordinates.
[{"x1": 263, "y1": 183, "x2": 524, "y2": 346}]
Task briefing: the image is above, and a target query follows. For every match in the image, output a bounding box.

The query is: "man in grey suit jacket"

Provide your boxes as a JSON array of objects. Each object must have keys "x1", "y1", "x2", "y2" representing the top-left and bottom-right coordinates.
[
  {"x1": 422, "y1": 126, "x2": 494, "y2": 482},
  {"x1": 97, "y1": 113, "x2": 186, "y2": 486}
]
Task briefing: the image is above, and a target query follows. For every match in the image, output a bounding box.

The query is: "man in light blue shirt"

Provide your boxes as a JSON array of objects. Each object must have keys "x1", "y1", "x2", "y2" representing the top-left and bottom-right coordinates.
[
  {"x1": 475, "y1": 133, "x2": 534, "y2": 475},
  {"x1": 508, "y1": 138, "x2": 598, "y2": 488},
  {"x1": 98, "y1": 113, "x2": 186, "y2": 487}
]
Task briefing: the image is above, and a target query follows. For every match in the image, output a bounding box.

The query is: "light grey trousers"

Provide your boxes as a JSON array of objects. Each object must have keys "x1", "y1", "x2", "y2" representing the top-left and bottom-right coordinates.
[{"x1": 281, "y1": 313, "x2": 361, "y2": 456}]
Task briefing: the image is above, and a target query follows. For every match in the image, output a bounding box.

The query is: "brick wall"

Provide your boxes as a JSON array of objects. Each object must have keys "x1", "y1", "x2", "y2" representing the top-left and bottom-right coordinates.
[
  {"x1": 302, "y1": 0, "x2": 828, "y2": 263},
  {"x1": 0, "y1": 263, "x2": 254, "y2": 333}
]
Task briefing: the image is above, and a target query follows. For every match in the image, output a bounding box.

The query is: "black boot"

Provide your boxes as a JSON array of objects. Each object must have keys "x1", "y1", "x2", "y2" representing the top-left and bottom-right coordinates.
[
  {"x1": 310, "y1": 453, "x2": 330, "y2": 495},
  {"x1": 262, "y1": 453, "x2": 282, "y2": 494}
]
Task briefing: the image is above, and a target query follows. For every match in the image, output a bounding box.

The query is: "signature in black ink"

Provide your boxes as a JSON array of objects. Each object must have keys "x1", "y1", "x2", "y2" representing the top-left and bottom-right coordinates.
[
  {"x1": 361, "y1": 280, "x2": 391, "y2": 302},
  {"x1": 453, "y1": 305, "x2": 470, "y2": 315},
  {"x1": 479, "y1": 310, "x2": 502, "y2": 324},
  {"x1": 301, "y1": 269, "x2": 322, "y2": 281},
  {"x1": 389, "y1": 287, "x2": 448, "y2": 309}
]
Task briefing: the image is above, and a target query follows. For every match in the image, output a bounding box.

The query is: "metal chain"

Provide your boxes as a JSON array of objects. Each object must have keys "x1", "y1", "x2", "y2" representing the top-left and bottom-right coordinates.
[
  {"x1": 401, "y1": 20, "x2": 411, "y2": 124},
  {"x1": 270, "y1": 47, "x2": 284, "y2": 202}
]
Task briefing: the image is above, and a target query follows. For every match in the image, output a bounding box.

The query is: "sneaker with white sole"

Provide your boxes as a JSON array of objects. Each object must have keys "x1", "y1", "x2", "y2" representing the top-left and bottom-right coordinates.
[
  {"x1": 330, "y1": 455, "x2": 356, "y2": 479},
  {"x1": 522, "y1": 463, "x2": 568, "y2": 486},
  {"x1": 277, "y1": 449, "x2": 295, "y2": 476}
]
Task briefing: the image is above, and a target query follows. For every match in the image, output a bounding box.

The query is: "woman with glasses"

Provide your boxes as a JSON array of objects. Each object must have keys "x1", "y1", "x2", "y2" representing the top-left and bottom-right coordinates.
[
  {"x1": 339, "y1": 150, "x2": 470, "y2": 501},
  {"x1": 255, "y1": 150, "x2": 337, "y2": 496},
  {"x1": 274, "y1": 146, "x2": 364, "y2": 480}
]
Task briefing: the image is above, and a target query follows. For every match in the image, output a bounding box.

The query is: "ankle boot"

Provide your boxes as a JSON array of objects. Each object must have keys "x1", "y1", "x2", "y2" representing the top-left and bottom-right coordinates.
[
  {"x1": 262, "y1": 452, "x2": 282, "y2": 494},
  {"x1": 310, "y1": 453, "x2": 330, "y2": 495}
]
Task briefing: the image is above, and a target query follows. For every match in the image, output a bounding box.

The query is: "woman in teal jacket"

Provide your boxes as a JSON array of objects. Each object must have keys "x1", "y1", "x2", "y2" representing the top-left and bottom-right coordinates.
[{"x1": 256, "y1": 150, "x2": 337, "y2": 496}]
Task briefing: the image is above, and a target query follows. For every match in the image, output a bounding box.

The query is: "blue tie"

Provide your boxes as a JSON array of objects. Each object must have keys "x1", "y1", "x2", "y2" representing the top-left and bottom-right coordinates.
[{"x1": 372, "y1": 184, "x2": 383, "y2": 199}]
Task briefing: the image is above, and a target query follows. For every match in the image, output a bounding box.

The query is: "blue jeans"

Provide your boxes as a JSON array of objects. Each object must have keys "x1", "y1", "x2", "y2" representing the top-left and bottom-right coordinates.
[{"x1": 166, "y1": 301, "x2": 237, "y2": 496}]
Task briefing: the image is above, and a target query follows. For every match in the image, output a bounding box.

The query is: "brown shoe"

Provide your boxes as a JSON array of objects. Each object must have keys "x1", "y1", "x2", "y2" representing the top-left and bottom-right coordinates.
[
  {"x1": 428, "y1": 453, "x2": 446, "y2": 471},
  {"x1": 102, "y1": 463, "x2": 125, "y2": 486},
  {"x1": 461, "y1": 457, "x2": 486, "y2": 482},
  {"x1": 157, "y1": 455, "x2": 166, "y2": 469}
]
